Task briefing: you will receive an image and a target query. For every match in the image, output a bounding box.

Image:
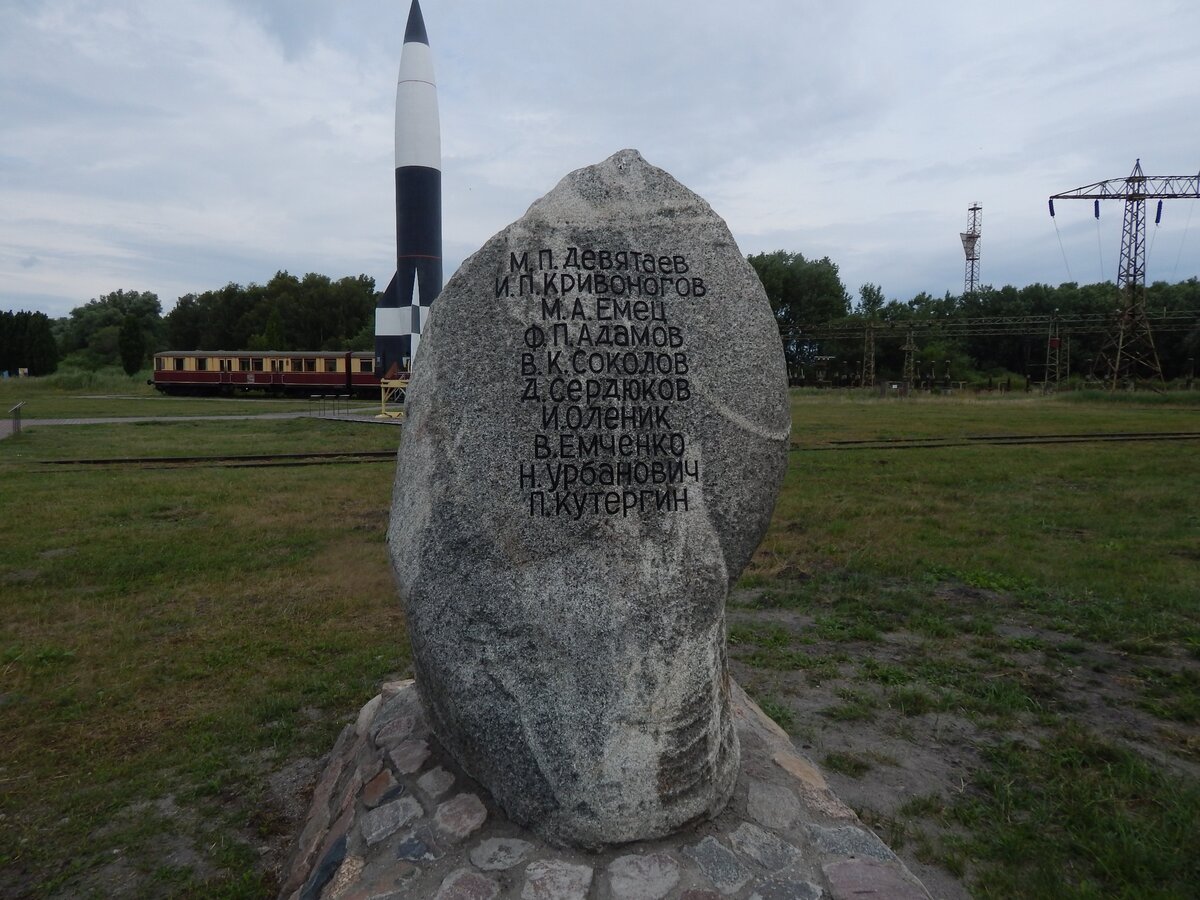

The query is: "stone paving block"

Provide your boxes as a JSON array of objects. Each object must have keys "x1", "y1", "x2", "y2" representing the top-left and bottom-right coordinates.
[
  {"x1": 682, "y1": 836, "x2": 752, "y2": 895},
  {"x1": 771, "y1": 751, "x2": 855, "y2": 821},
  {"x1": 727, "y1": 822, "x2": 803, "y2": 872},
  {"x1": 521, "y1": 858, "x2": 594, "y2": 900},
  {"x1": 374, "y1": 713, "x2": 419, "y2": 748},
  {"x1": 322, "y1": 854, "x2": 365, "y2": 900},
  {"x1": 359, "y1": 796, "x2": 423, "y2": 846},
  {"x1": 395, "y1": 826, "x2": 442, "y2": 862},
  {"x1": 434, "y1": 793, "x2": 488, "y2": 840},
  {"x1": 607, "y1": 851, "x2": 681, "y2": 900},
  {"x1": 747, "y1": 779, "x2": 802, "y2": 830},
  {"x1": 469, "y1": 837, "x2": 535, "y2": 871},
  {"x1": 679, "y1": 891, "x2": 722, "y2": 900},
  {"x1": 808, "y1": 825, "x2": 894, "y2": 862},
  {"x1": 355, "y1": 695, "x2": 382, "y2": 737},
  {"x1": 747, "y1": 875, "x2": 824, "y2": 900},
  {"x1": 298, "y1": 833, "x2": 345, "y2": 900},
  {"x1": 387, "y1": 739, "x2": 431, "y2": 775},
  {"x1": 360, "y1": 769, "x2": 401, "y2": 809},
  {"x1": 370, "y1": 689, "x2": 422, "y2": 742},
  {"x1": 434, "y1": 867, "x2": 501, "y2": 900},
  {"x1": 822, "y1": 858, "x2": 929, "y2": 900},
  {"x1": 417, "y1": 766, "x2": 455, "y2": 799}
]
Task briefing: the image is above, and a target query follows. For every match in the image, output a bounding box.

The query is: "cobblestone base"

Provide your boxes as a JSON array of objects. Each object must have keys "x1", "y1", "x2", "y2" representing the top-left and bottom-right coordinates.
[{"x1": 279, "y1": 680, "x2": 931, "y2": 900}]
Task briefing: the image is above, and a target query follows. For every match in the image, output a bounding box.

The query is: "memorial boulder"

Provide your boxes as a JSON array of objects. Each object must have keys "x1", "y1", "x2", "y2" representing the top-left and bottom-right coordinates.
[{"x1": 388, "y1": 149, "x2": 790, "y2": 848}]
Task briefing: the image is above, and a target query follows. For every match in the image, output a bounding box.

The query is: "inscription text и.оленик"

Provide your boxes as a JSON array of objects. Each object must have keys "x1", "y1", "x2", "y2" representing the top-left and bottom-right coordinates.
[{"x1": 500, "y1": 248, "x2": 706, "y2": 519}]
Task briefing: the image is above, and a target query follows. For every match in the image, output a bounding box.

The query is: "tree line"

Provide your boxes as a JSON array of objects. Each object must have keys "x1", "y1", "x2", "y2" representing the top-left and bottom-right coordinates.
[
  {"x1": 747, "y1": 251, "x2": 1200, "y2": 383},
  {"x1": 4, "y1": 256, "x2": 1198, "y2": 381},
  {"x1": 1, "y1": 271, "x2": 378, "y2": 376}
]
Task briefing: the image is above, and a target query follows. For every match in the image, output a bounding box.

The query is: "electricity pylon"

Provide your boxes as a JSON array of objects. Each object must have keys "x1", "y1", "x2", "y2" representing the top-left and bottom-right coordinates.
[
  {"x1": 1049, "y1": 160, "x2": 1200, "y2": 388},
  {"x1": 961, "y1": 203, "x2": 982, "y2": 297}
]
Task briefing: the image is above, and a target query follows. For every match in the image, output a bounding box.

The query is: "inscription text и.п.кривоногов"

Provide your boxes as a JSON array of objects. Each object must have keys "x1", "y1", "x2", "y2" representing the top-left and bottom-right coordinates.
[{"x1": 500, "y1": 248, "x2": 707, "y2": 520}]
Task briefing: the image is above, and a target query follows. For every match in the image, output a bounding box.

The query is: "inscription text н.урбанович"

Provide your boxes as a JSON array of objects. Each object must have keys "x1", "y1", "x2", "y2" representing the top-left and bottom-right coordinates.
[{"x1": 499, "y1": 248, "x2": 707, "y2": 520}]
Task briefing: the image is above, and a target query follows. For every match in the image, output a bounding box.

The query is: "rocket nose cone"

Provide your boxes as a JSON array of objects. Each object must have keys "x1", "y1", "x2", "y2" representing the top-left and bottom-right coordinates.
[{"x1": 404, "y1": 0, "x2": 429, "y2": 45}]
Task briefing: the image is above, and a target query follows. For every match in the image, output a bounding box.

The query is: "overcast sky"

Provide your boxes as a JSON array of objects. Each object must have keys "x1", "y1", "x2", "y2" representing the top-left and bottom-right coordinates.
[{"x1": 3, "y1": 0, "x2": 1199, "y2": 320}]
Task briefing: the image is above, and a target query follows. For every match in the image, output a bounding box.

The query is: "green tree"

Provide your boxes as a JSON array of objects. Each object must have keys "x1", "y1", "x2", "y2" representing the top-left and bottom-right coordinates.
[
  {"x1": 62, "y1": 290, "x2": 162, "y2": 368},
  {"x1": 858, "y1": 283, "x2": 885, "y2": 317},
  {"x1": 0, "y1": 310, "x2": 58, "y2": 375},
  {"x1": 118, "y1": 314, "x2": 146, "y2": 375},
  {"x1": 748, "y1": 251, "x2": 851, "y2": 374}
]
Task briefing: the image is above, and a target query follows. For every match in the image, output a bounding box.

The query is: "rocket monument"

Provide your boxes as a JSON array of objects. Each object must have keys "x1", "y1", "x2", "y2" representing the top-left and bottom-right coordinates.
[{"x1": 375, "y1": 0, "x2": 442, "y2": 377}]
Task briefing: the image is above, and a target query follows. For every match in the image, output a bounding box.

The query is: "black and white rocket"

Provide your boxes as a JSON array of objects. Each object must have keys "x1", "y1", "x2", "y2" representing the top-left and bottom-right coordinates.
[{"x1": 375, "y1": 0, "x2": 441, "y2": 377}]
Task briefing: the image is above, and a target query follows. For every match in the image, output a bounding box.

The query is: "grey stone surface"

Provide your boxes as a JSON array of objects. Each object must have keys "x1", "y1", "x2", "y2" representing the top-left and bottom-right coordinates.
[
  {"x1": 823, "y1": 859, "x2": 930, "y2": 900},
  {"x1": 389, "y1": 149, "x2": 790, "y2": 848},
  {"x1": 521, "y1": 858, "x2": 594, "y2": 900},
  {"x1": 359, "y1": 796, "x2": 423, "y2": 846},
  {"x1": 278, "y1": 682, "x2": 935, "y2": 900},
  {"x1": 417, "y1": 766, "x2": 455, "y2": 799},
  {"x1": 607, "y1": 851, "x2": 681, "y2": 899},
  {"x1": 469, "y1": 837, "x2": 535, "y2": 871},
  {"x1": 727, "y1": 821, "x2": 803, "y2": 872},
  {"x1": 682, "y1": 836, "x2": 752, "y2": 895},
  {"x1": 747, "y1": 780, "x2": 802, "y2": 830},
  {"x1": 808, "y1": 825, "x2": 895, "y2": 862},
  {"x1": 434, "y1": 793, "x2": 488, "y2": 840},
  {"x1": 435, "y1": 867, "x2": 501, "y2": 900},
  {"x1": 749, "y1": 876, "x2": 824, "y2": 900}
]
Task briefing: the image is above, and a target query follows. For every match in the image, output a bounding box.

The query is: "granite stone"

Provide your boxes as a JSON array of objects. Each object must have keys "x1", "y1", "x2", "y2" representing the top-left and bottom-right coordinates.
[
  {"x1": 434, "y1": 793, "x2": 488, "y2": 839},
  {"x1": 808, "y1": 825, "x2": 894, "y2": 862},
  {"x1": 417, "y1": 766, "x2": 455, "y2": 799},
  {"x1": 822, "y1": 859, "x2": 929, "y2": 900},
  {"x1": 747, "y1": 780, "x2": 802, "y2": 830},
  {"x1": 748, "y1": 877, "x2": 824, "y2": 900},
  {"x1": 360, "y1": 769, "x2": 401, "y2": 809},
  {"x1": 387, "y1": 739, "x2": 430, "y2": 775},
  {"x1": 521, "y1": 859, "x2": 594, "y2": 900},
  {"x1": 435, "y1": 867, "x2": 501, "y2": 900},
  {"x1": 727, "y1": 822, "x2": 803, "y2": 872},
  {"x1": 389, "y1": 149, "x2": 790, "y2": 848},
  {"x1": 607, "y1": 852, "x2": 681, "y2": 900},
  {"x1": 682, "y1": 836, "x2": 752, "y2": 895},
  {"x1": 360, "y1": 796, "x2": 423, "y2": 846},
  {"x1": 469, "y1": 837, "x2": 535, "y2": 871}
]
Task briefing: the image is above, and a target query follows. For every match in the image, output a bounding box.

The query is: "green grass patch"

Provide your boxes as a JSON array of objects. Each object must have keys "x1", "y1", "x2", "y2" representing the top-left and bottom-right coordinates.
[
  {"x1": 823, "y1": 751, "x2": 873, "y2": 777},
  {"x1": 0, "y1": 417, "x2": 404, "y2": 896},
  {"x1": 954, "y1": 726, "x2": 1200, "y2": 898}
]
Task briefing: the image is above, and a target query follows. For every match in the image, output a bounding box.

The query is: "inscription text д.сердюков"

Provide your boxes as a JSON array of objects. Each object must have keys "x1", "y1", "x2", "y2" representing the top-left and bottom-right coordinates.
[{"x1": 499, "y1": 248, "x2": 707, "y2": 519}]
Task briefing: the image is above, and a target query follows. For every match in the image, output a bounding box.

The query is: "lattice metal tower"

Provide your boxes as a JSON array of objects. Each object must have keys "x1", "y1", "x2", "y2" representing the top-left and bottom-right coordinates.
[
  {"x1": 902, "y1": 328, "x2": 917, "y2": 387},
  {"x1": 961, "y1": 203, "x2": 982, "y2": 296},
  {"x1": 1043, "y1": 312, "x2": 1065, "y2": 392},
  {"x1": 1050, "y1": 159, "x2": 1200, "y2": 388},
  {"x1": 861, "y1": 323, "x2": 876, "y2": 387}
]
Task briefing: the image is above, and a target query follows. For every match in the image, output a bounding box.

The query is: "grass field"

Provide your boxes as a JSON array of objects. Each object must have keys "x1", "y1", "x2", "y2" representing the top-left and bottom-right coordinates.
[
  {"x1": 1, "y1": 390, "x2": 1197, "y2": 898},
  {"x1": 0, "y1": 369, "x2": 334, "y2": 419}
]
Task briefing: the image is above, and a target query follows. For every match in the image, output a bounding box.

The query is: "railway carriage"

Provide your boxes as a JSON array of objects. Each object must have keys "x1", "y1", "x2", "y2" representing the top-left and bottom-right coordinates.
[{"x1": 151, "y1": 350, "x2": 381, "y2": 396}]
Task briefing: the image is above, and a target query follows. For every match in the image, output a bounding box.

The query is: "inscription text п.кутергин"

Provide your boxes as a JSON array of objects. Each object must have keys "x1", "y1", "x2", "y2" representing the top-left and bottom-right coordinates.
[{"x1": 500, "y1": 248, "x2": 707, "y2": 519}]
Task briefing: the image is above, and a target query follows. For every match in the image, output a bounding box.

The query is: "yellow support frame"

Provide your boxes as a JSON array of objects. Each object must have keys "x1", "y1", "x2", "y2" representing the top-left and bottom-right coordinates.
[{"x1": 378, "y1": 377, "x2": 410, "y2": 419}]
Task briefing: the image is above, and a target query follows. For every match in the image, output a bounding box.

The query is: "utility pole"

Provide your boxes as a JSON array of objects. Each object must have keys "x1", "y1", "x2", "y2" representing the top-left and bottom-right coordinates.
[
  {"x1": 1049, "y1": 160, "x2": 1200, "y2": 388},
  {"x1": 961, "y1": 203, "x2": 982, "y2": 297}
]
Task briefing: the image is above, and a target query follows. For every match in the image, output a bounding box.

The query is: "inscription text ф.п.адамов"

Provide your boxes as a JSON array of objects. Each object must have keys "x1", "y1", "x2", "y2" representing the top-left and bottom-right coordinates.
[{"x1": 500, "y1": 248, "x2": 707, "y2": 519}]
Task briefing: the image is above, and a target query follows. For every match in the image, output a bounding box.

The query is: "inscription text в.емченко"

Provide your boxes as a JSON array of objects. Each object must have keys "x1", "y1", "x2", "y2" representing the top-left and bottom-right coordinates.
[{"x1": 499, "y1": 248, "x2": 707, "y2": 519}]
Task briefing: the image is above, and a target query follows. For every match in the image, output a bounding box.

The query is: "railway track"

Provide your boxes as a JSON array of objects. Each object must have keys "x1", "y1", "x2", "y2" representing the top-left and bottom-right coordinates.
[
  {"x1": 27, "y1": 430, "x2": 1200, "y2": 469},
  {"x1": 39, "y1": 450, "x2": 397, "y2": 469},
  {"x1": 793, "y1": 430, "x2": 1200, "y2": 452}
]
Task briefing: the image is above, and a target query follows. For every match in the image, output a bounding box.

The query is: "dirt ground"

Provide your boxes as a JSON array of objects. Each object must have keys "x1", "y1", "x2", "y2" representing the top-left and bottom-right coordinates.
[{"x1": 728, "y1": 585, "x2": 1200, "y2": 900}]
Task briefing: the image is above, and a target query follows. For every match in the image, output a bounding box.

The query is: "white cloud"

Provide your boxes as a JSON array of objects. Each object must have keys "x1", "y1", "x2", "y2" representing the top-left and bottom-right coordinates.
[{"x1": 1, "y1": 0, "x2": 1198, "y2": 319}]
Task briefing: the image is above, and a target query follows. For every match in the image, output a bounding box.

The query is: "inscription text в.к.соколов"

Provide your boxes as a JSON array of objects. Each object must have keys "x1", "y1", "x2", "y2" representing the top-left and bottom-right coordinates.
[{"x1": 499, "y1": 248, "x2": 707, "y2": 519}]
